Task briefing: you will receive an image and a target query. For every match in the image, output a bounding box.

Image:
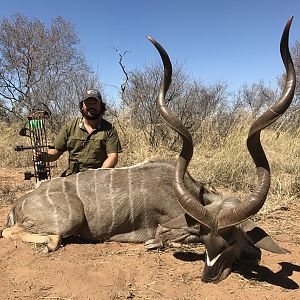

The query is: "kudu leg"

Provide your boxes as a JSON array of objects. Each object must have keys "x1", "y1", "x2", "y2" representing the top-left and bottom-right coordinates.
[
  {"x1": 2, "y1": 224, "x2": 62, "y2": 252},
  {"x1": 145, "y1": 214, "x2": 202, "y2": 250}
]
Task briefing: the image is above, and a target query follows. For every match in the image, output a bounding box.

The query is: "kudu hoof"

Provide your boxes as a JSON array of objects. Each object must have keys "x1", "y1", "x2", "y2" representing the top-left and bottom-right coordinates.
[{"x1": 144, "y1": 239, "x2": 164, "y2": 250}]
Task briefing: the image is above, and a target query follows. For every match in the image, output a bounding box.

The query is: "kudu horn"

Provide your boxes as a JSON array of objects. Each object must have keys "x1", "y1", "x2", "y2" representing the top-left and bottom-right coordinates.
[
  {"x1": 147, "y1": 15, "x2": 296, "y2": 232},
  {"x1": 217, "y1": 16, "x2": 296, "y2": 230},
  {"x1": 147, "y1": 36, "x2": 214, "y2": 230}
]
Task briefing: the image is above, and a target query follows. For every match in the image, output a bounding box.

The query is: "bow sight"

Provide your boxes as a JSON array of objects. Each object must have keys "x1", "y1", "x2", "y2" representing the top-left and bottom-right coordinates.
[{"x1": 15, "y1": 111, "x2": 54, "y2": 182}]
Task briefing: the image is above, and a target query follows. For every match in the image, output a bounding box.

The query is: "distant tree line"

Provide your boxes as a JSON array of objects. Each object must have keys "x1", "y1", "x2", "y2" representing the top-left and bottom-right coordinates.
[{"x1": 0, "y1": 14, "x2": 299, "y2": 146}]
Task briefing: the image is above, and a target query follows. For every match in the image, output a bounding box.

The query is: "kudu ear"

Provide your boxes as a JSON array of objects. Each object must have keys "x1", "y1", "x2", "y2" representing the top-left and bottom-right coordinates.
[
  {"x1": 240, "y1": 220, "x2": 290, "y2": 254},
  {"x1": 160, "y1": 213, "x2": 198, "y2": 229}
]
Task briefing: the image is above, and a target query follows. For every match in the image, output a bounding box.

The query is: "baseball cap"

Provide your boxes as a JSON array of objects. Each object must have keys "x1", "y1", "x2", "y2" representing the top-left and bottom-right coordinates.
[{"x1": 82, "y1": 89, "x2": 102, "y2": 102}]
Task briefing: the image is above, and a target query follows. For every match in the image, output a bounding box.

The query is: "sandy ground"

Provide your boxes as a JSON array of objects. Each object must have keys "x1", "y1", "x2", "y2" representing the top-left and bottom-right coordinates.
[{"x1": 0, "y1": 168, "x2": 299, "y2": 300}]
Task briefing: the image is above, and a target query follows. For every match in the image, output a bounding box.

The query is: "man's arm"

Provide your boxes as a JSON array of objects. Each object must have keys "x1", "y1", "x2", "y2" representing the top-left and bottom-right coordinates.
[
  {"x1": 101, "y1": 152, "x2": 119, "y2": 168},
  {"x1": 47, "y1": 148, "x2": 63, "y2": 162}
]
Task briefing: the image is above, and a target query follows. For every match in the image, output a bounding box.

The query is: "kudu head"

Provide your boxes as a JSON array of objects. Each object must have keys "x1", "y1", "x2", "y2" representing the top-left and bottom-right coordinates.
[{"x1": 147, "y1": 16, "x2": 295, "y2": 283}]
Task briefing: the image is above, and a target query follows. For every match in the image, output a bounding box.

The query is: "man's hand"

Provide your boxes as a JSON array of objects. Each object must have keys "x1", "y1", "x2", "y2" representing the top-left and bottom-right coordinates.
[
  {"x1": 32, "y1": 150, "x2": 47, "y2": 162},
  {"x1": 32, "y1": 149, "x2": 63, "y2": 163}
]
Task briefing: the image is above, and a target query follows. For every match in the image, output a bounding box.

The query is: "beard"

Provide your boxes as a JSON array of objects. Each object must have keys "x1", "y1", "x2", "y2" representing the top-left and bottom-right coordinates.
[{"x1": 81, "y1": 108, "x2": 101, "y2": 120}]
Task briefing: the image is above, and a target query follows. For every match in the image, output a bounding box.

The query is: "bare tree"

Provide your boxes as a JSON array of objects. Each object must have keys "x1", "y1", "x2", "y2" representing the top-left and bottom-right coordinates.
[
  {"x1": 276, "y1": 40, "x2": 300, "y2": 128},
  {"x1": 0, "y1": 14, "x2": 99, "y2": 128},
  {"x1": 290, "y1": 40, "x2": 300, "y2": 106},
  {"x1": 232, "y1": 81, "x2": 277, "y2": 117},
  {"x1": 122, "y1": 62, "x2": 187, "y2": 147},
  {"x1": 122, "y1": 62, "x2": 227, "y2": 148}
]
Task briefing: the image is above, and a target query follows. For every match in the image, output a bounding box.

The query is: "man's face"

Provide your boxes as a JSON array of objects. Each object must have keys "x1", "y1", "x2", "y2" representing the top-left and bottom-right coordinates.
[{"x1": 81, "y1": 98, "x2": 101, "y2": 120}]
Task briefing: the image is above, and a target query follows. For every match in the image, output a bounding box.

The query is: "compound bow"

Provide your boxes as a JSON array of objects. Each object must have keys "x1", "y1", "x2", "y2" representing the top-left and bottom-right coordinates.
[{"x1": 15, "y1": 110, "x2": 53, "y2": 182}]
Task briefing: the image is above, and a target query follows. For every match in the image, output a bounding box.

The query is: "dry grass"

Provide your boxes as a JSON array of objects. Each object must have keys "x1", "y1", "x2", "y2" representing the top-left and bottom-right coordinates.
[
  {"x1": 116, "y1": 115, "x2": 299, "y2": 219},
  {"x1": 0, "y1": 116, "x2": 299, "y2": 219},
  {"x1": 191, "y1": 118, "x2": 299, "y2": 191},
  {"x1": 116, "y1": 124, "x2": 176, "y2": 167},
  {"x1": 0, "y1": 122, "x2": 32, "y2": 168},
  {"x1": 190, "y1": 117, "x2": 299, "y2": 218}
]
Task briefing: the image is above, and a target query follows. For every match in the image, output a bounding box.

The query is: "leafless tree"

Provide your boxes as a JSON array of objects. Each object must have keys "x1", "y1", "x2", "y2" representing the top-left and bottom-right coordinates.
[
  {"x1": 276, "y1": 40, "x2": 300, "y2": 128},
  {"x1": 232, "y1": 81, "x2": 277, "y2": 117},
  {"x1": 122, "y1": 62, "x2": 227, "y2": 148},
  {"x1": 0, "y1": 14, "x2": 99, "y2": 129},
  {"x1": 290, "y1": 40, "x2": 300, "y2": 105}
]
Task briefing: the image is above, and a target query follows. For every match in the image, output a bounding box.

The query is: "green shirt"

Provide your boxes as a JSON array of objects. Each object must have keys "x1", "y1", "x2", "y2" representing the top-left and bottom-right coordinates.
[{"x1": 54, "y1": 117, "x2": 122, "y2": 176}]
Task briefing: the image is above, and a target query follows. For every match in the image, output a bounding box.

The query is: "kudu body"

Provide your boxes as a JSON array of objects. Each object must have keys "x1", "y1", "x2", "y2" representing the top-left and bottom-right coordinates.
[
  {"x1": 1, "y1": 17, "x2": 295, "y2": 283},
  {"x1": 2, "y1": 161, "x2": 204, "y2": 248}
]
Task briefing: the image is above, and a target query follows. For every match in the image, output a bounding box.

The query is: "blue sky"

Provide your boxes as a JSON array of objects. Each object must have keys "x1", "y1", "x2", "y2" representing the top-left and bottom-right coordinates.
[{"x1": 1, "y1": 0, "x2": 300, "y2": 102}]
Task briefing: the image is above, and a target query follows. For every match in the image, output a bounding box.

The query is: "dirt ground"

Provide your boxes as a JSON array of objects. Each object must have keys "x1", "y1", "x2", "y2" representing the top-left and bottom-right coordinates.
[{"x1": 0, "y1": 168, "x2": 299, "y2": 300}]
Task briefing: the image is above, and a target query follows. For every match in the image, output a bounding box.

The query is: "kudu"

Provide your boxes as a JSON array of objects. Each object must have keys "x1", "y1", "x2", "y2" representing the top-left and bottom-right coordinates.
[{"x1": 1, "y1": 17, "x2": 295, "y2": 283}]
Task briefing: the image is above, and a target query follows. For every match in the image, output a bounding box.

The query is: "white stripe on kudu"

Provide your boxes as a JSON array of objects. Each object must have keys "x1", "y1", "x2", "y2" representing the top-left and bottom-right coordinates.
[
  {"x1": 47, "y1": 178, "x2": 60, "y2": 232},
  {"x1": 128, "y1": 168, "x2": 136, "y2": 240},
  {"x1": 141, "y1": 166, "x2": 151, "y2": 237},
  {"x1": 76, "y1": 173, "x2": 80, "y2": 198},
  {"x1": 21, "y1": 197, "x2": 27, "y2": 212},
  {"x1": 62, "y1": 177, "x2": 72, "y2": 225},
  {"x1": 93, "y1": 170, "x2": 101, "y2": 224},
  {"x1": 108, "y1": 169, "x2": 116, "y2": 233}
]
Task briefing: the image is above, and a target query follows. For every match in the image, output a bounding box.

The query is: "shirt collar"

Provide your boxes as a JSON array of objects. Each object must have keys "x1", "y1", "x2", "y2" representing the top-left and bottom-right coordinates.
[{"x1": 79, "y1": 116, "x2": 102, "y2": 130}]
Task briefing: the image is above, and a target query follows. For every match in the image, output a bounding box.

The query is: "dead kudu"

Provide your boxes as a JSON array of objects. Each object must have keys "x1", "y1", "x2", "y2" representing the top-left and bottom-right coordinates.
[{"x1": 1, "y1": 17, "x2": 296, "y2": 283}]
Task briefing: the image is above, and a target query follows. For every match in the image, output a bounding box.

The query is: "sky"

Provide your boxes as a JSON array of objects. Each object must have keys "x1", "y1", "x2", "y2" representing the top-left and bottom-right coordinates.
[{"x1": 0, "y1": 0, "x2": 300, "y2": 102}]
